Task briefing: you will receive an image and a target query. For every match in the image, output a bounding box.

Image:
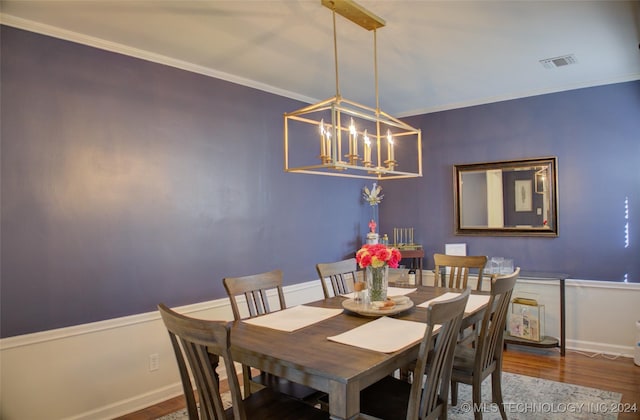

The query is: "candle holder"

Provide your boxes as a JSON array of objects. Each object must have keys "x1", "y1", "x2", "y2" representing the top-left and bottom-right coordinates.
[
  {"x1": 346, "y1": 154, "x2": 360, "y2": 165},
  {"x1": 384, "y1": 159, "x2": 397, "y2": 171},
  {"x1": 393, "y1": 227, "x2": 416, "y2": 248}
]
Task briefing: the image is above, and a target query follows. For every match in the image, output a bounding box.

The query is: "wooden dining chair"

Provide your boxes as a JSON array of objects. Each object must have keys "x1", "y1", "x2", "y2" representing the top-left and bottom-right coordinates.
[
  {"x1": 359, "y1": 289, "x2": 471, "y2": 420},
  {"x1": 223, "y1": 269, "x2": 287, "y2": 322},
  {"x1": 450, "y1": 267, "x2": 520, "y2": 420},
  {"x1": 315, "y1": 258, "x2": 359, "y2": 298},
  {"x1": 222, "y1": 269, "x2": 325, "y2": 404},
  {"x1": 157, "y1": 304, "x2": 330, "y2": 420},
  {"x1": 434, "y1": 253, "x2": 488, "y2": 291}
]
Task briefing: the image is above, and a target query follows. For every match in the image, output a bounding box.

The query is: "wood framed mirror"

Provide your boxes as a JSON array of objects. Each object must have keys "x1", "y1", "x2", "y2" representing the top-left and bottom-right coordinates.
[{"x1": 454, "y1": 157, "x2": 558, "y2": 237}]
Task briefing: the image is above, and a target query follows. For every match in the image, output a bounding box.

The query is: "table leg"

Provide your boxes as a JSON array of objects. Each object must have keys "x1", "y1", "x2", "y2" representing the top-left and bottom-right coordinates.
[
  {"x1": 328, "y1": 380, "x2": 360, "y2": 420},
  {"x1": 560, "y1": 278, "x2": 566, "y2": 356}
]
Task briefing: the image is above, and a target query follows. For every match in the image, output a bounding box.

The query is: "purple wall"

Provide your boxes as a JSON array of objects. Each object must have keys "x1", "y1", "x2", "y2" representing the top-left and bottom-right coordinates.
[
  {"x1": 1, "y1": 27, "x2": 368, "y2": 337},
  {"x1": 2, "y1": 26, "x2": 638, "y2": 338},
  {"x1": 381, "y1": 81, "x2": 640, "y2": 282}
]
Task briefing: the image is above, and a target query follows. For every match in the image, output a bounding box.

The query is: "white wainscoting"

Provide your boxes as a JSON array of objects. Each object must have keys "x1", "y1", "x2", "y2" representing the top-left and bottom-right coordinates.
[
  {"x1": 1, "y1": 277, "x2": 638, "y2": 419},
  {"x1": 422, "y1": 271, "x2": 640, "y2": 356}
]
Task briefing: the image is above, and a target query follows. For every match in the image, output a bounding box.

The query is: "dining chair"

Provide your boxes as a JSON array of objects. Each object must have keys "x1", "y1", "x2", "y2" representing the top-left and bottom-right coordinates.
[
  {"x1": 315, "y1": 258, "x2": 359, "y2": 298},
  {"x1": 157, "y1": 304, "x2": 330, "y2": 420},
  {"x1": 434, "y1": 253, "x2": 489, "y2": 345},
  {"x1": 222, "y1": 269, "x2": 325, "y2": 404},
  {"x1": 359, "y1": 289, "x2": 471, "y2": 420},
  {"x1": 450, "y1": 267, "x2": 520, "y2": 420},
  {"x1": 434, "y1": 253, "x2": 488, "y2": 291}
]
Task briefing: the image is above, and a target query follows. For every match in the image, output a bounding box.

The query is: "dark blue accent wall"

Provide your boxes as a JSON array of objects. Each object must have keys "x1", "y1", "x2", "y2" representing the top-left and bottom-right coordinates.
[
  {"x1": 381, "y1": 81, "x2": 640, "y2": 282},
  {"x1": 0, "y1": 26, "x2": 368, "y2": 337}
]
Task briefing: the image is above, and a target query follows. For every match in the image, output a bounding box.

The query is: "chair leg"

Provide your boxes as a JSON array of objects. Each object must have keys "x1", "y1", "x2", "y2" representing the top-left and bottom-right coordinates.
[
  {"x1": 491, "y1": 370, "x2": 507, "y2": 420},
  {"x1": 399, "y1": 366, "x2": 412, "y2": 383},
  {"x1": 472, "y1": 376, "x2": 483, "y2": 420},
  {"x1": 241, "y1": 365, "x2": 252, "y2": 397},
  {"x1": 451, "y1": 380, "x2": 458, "y2": 406}
]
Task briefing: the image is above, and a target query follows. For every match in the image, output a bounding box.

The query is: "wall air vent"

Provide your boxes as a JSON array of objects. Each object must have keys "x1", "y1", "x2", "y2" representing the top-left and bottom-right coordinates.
[{"x1": 540, "y1": 54, "x2": 577, "y2": 69}]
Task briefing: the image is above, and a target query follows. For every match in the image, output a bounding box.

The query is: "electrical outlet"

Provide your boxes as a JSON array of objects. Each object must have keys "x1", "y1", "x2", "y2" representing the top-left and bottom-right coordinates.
[{"x1": 149, "y1": 353, "x2": 160, "y2": 371}]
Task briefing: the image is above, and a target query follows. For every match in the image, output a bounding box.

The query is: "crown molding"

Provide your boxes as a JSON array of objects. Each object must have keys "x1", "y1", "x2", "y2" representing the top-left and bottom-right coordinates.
[{"x1": 0, "y1": 14, "x2": 318, "y2": 106}]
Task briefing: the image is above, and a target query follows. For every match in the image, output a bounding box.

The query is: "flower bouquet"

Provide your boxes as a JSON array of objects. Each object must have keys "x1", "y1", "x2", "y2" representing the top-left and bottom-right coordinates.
[{"x1": 355, "y1": 244, "x2": 402, "y2": 302}]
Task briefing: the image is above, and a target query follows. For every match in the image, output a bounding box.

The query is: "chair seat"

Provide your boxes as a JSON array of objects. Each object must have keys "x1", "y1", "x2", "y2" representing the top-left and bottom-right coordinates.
[
  {"x1": 451, "y1": 345, "x2": 476, "y2": 373},
  {"x1": 360, "y1": 375, "x2": 412, "y2": 419},
  {"x1": 360, "y1": 373, "x2": 448, "y2": 420},
  {"x1": 252, "y1": 372, "x2": 326, "y2": 402},
  {"x1": 224, "y1": 386, "x2": 330, "y2": 420}
]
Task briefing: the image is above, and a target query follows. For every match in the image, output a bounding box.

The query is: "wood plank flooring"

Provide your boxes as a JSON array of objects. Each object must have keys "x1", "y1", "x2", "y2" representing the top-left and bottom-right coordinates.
[{"x1": 117, "y1": 346, "x2": 640, "y2": 419}]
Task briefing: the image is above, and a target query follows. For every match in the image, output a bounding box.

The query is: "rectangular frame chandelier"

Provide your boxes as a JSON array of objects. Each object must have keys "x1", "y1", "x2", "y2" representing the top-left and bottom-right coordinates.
[{"x1": 284, "y1": 0, "x2": 422, "y2": 180}]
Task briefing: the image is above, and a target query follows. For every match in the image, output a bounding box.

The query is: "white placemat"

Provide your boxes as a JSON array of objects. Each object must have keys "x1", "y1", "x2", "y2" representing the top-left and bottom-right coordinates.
[
  {"x1": 341, "y1": 286, "x2": 416, "y2": 300},
  {"x1": 327, "y1": 316, "x2": 428, "y2": 353},
  {"x1": 387, "y1": 286, "x2": 417, "y2": 296},
  {"x1": 464, "y1": 294, "x2": 491, "y2": 313},
  {"x1": 417, "y1": 292, "x2": 490, "y2": 314},
  {"x1": 242, "y1": 305, "x2": 343, "y2": 332}
]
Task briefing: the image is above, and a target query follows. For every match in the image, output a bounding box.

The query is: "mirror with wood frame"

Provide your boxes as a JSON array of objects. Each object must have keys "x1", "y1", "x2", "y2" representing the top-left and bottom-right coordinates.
[{"x1": 454, "y1": 157, "x2": 558, "y2": 237}]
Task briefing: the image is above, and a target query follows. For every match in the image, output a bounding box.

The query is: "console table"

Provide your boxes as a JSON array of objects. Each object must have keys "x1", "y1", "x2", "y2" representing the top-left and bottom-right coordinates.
[
  {"x1": 503, "y1": 271, "x2": 567, "y2": 356},
  {"x1": 397, "y1": 247, "x2": 424, "y2": 285}
]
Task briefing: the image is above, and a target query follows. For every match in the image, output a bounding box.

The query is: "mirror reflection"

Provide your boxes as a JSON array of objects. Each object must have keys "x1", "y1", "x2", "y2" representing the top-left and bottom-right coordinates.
[{"x1": 454, "y1": 157, "x2": 558, "y2": 236}]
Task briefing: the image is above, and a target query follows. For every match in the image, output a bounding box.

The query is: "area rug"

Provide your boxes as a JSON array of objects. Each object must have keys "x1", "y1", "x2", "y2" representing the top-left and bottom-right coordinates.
[{"x1": 157, "y1": 372, "x2": 622, "y2": 419}]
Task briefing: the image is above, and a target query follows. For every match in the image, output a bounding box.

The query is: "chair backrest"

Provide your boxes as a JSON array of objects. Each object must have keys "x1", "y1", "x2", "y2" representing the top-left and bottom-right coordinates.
[
  {"x1": 316, "y1": 258, "x2": 359, "y2": 298},
  {"x1": 223, "y1": 269, "x2": 287, "y2": 321},
  {"x1": 476, "y1": 267, "x2": 519, "y2": 373},
  {"x1": 434, "y1": 253, "x2": 488, "y2": 291},
  {"x1": 158, "y1": 303, "x2": 247, "y2": 420},
  {"x1": 409, "y1": 289, "x2": 471, "y2": 420}
]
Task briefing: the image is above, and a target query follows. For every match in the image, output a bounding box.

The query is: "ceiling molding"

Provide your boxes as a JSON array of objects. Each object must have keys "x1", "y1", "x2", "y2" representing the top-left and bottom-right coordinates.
[
  {"x1": 398, "y1": 73, "x2": 640, "y2": 117},
  {"x1": 0, "y1": 14, "x2": 319, "y2": 106},
  {"x1": 2, "y1": 11, "x2": 638, "y2": 119}
]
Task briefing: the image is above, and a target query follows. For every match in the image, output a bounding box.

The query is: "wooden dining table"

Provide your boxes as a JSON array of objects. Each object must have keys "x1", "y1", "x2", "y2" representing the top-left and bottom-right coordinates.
[{"x1": 229, "y1": 284, "x2": 488, "y2": 420}]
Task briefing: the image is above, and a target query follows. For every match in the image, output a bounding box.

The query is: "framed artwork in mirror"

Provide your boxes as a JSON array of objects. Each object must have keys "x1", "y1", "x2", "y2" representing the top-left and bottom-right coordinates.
[
  {"x1": 454, "y1": 157, "x2": 558, "y2": 237},
  {"x1": 514, "y1": 180, "x2": 532, "y2": 212}
]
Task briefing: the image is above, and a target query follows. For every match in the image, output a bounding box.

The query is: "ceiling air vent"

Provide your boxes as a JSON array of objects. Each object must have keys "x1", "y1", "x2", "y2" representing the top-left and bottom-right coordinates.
[{"x1": 540, "y1": 54, "x2": 577, "y2": 69}]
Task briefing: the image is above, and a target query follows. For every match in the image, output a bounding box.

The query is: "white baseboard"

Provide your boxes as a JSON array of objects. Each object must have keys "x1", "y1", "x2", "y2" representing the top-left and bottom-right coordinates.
[{"x1": 567, "y1": 340, "x2": 635, "y2": 359}]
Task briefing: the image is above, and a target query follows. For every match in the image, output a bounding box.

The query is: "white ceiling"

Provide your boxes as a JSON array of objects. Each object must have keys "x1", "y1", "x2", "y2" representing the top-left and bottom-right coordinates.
[{"x1": 2, "y1": 0, "x2": 639, "y2": 116}]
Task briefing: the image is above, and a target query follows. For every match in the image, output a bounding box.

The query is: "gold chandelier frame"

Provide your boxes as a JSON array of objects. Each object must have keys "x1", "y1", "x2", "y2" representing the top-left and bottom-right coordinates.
[{"x1": 283, "y1": 0, "x2": 422, "y2": 180}]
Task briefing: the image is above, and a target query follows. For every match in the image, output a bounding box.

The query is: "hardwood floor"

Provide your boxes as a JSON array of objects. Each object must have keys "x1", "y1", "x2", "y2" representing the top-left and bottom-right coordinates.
[
  {"x1": 117, "y1": 346, "x2": 640, "y2": 419},
  {"x1": 502, "y1": 345, "x2": 640, "y2": 420}
]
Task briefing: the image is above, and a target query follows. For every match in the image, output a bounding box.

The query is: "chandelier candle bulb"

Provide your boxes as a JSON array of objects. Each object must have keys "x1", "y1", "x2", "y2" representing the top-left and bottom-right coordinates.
[
  {"x1": 335, "y1": 122, "x2": 342, "y2": 163},
  {"x1": 349, "y1": 118, "x2": 358, "y2": 157},
  {"x1": 387, "y1": 130, "x2": 394, "y2": 162},
  {"x1": 325, "y1": 128, "x2": 332, "y2": 162},
  {"x1": 320, "y1": 120, "x2": 326, "y2": 158},
  {"x1": 363, "y1": 130, "x2": 372, "y2": 164}
]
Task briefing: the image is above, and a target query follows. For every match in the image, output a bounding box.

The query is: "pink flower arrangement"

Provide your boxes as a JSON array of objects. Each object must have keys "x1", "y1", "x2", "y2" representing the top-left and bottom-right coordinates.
[{"x1": 356, "y1": 244, "x2": 402, "y2": 269}]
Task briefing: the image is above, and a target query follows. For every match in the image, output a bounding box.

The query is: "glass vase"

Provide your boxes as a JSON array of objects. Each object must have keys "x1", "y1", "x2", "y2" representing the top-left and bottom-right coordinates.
[{"x1": 366, "y1": 265, "x2": 389, "y2": 302}]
